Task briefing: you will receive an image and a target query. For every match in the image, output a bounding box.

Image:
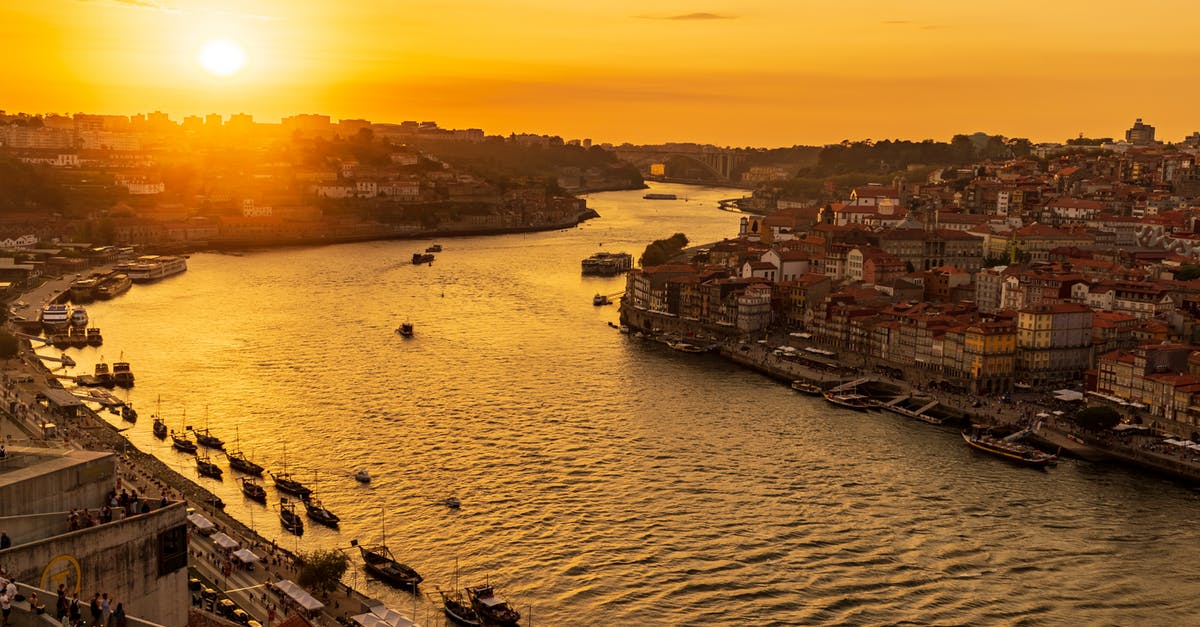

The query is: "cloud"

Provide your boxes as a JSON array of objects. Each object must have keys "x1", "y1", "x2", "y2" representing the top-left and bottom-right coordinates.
[{"x1": 640, "y1": 12, "x2": 736, "y2": 21}]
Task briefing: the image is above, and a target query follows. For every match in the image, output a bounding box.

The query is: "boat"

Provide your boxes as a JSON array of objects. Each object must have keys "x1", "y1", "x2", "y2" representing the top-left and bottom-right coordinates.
[
  {"x1": 68, "y1": 326, "x2": 89, "y2": 348},
  {"x1": 153, "y1": 417, "x2": 167, "y2": 439},
  {"x1": 440, "y1": 589, "x2": 482, "y2": 626},
  {"x1": 121, "y1": 404, "x2": 137, "y2": 421},
  {"x1": 668, "y1": 341, "x2": 707, "y2": 353},
  {"x1": 581, "y1": 251, "x2": 633, "y2": 276},
  {"x1": 68, "y1": 275, "x2": 100, "y2": 302},
  {"x1": 643, "y1": 193, "x2": 677, "y2": 200},
  {"x1": 279, "y1": 498, "x2": 304, "y2": 535},
  {"x1": 961, "y1": 429, "x2": 1059, "y2": 468},
  {"x1": 50, "y1": 332, "x2": 72, "y2": 349},
  {"x1": 94, "y1": 362, "x2": 114, "y2": 388},
  {"x1": 354, "y1": 511, "x2": 423, "y2": 589},
  {"x1": 791, "y1": 380, "x2": 824, "y2": 396},
  {"x1": 412, "y1": 252, "x2": 435, "y2": 265},
  {"x1": 465, "y1": 584, "x2": 521, "y2": 626},
  {"x1": 112, "y1": 361, "x2": 134, "y2": 388},
  {"x1": 593, "y1": 294, "x2": 611, "y2": 306},
  {"x1": 240, "y1": 477, "x2": 266, "y2": 503},
  {"x1": 93, "y1": 273, "x2": 132, "y2": 299},
  {"x1": 270, "y1": 470, "x2": 311, "y2": 498},
  {"x1": 618, "y1": 325, "x2": 630, "y2": 334},
  {"x1": 171, "y1": 430, "x2": 198, "y2": 454},
  {"x1": 124, "y1": 255, "x2": 188, "y2": 283},
  {"x1": 822, "y1": 391, "x2": 874, "y2": 411},
  {"x1": 196, "y1": 453, "x2": 223, "y2": 479},
  {"x1": 426, "y1": 244, "x2": 442, "y2": 253},
  {"x1": 444, "y1": 497, "x2": 461, "y2": 509},
  {"x1": 396, "y1": 322, "x2": 414, "y2": 337},
  {"x1": 191, "y1": 425, "x2": 225, "y2": 450},
  {"x1": 225, "y1": 430, "x2": 263, "y2": 475},
  {"x1": 304, "y1": 494, "x2": 341, "y2": 527},
  {"x1": 85, "y1": 327, "x2": 103, "y2": 346},
  {"x1": 40, "y1": 303, "x2": 70, "y2": 331},
  {"x1": 70, "y1": 306, "x2": 88, "y2": 328},
  {"x1": 354, "y1": 469, "x2": 371, "y2": 483}
]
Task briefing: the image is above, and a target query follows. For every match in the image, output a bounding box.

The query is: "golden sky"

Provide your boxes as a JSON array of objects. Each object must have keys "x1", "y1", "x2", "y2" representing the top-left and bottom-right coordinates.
[{"x1": 4, "y1": 0, "x2": 1199, "y2": 146}]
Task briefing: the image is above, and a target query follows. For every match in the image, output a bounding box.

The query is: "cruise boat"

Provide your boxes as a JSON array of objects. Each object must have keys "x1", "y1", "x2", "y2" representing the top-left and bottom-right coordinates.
[
  {"x1": 50, "y1": 331, "x2": 72, "y2": 349},
  {"x1": 112, "y1": 362, "x2": 134, "y2": 388},
  {"x1": 412, "y1": 252, "x2": 435, "y2": 265},
  {"x1": 68, "y1": 326, "x2": 88, "y2": 348},
  {"x1": 643, "y1": 193, "x2": 678, "y2": 200},
  {"x1": 822, "y1": 391, "x2": 873, "y2": 411},
  {"x1": 962, "y1": 429, "x2": 1059, "y2": 468},
  {"x1": 465, "y1": 585, "x2": 521, "y2": 626},
  {"x1": 70, "y1": 306, "x2": 88, "y2": 328},
  {"x1": 581, "y1": 251, "x2": 633, "y2": 276},
  {"x1": 93, "y1": 273, "x2": 132, "y2": 299},
  {"x1": 668, "y1": 341, "x2": 708, "y2": 353},
  {"x1": 69, "y1": 276, "x2": 100, "y2": 303},
  {"x1": 40, "y1": 303, "x2": 70, "y2": 331},
  {"x1": 86, "y1": 327, "x2": 103, "y2": 346},
  {"x1": 124, "y1": 255, "x2": 188, "y2": 283}
]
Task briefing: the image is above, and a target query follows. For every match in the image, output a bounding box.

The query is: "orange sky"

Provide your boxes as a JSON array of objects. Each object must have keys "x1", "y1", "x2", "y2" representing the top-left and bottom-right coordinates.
[{"x1": 5, "y1": 0, "x2": 1200, "y2": 146}]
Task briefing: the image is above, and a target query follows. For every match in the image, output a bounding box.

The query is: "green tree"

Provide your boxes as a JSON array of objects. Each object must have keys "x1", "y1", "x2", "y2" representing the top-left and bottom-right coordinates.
[
  {"x1": 296, "y1": 548, "x2": 350, "y2": 597},
  {"x1": 639, "y1": 233, "x2": 689, "y2": 267},
  {"x1": 1073, "y1": 406, "x2": 1121, "y2": 432},
  {"x1": 1175, "y1": 265, "x2": 1200, "y2": 281}
]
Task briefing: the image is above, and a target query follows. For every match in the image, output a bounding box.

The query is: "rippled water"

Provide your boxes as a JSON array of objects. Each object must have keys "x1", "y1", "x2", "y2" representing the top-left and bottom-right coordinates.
[{"x1": 53, "y1": 183, "x2": 1200, "y2": 625}]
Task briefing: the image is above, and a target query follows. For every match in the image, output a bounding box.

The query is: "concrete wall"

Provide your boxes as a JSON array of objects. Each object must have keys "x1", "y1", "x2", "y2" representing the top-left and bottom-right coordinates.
[
  {"x1": 0, "y1": 502, "x2": 188, "y2": 627},
  {"x1": 0, "y1": 449, "x2": 114, "y2": 517}
]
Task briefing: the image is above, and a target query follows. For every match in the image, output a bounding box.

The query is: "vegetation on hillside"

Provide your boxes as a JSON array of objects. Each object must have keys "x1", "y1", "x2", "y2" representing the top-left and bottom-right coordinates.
[{"x1": 640, "y1": 233, "x2": 689, "y2": 267}]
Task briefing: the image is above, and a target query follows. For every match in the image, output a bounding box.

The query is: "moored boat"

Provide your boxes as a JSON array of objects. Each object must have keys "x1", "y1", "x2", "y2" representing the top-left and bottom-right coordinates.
[
  {"x1": 41, "y1": 303, "x2": 70, "y2": 331},
  {"x1": 121, "y1": 404, "x2": 137, "y2": 421},
  {"x1": 270, "y1": 471, "x2": 312, "y2": 499},
  {"x1": 822, "y1": 391, "x2": 873, "y2": 411},
  {"x1": 86, "y1": 327, "x2": 103, "y2": 346},
  {"x1": 440, "y1": 589, "x2": 482, "y2": 626},
  {"x1": 70, "y1": 306, "x2": 88, "y2": 328},
  {"x1": 791, "y1": 380, "x2": 824, "y2": 396},
  {"x1": 304, "y1": 494, "x2": 341, "y2": 527},
  {"x1": 192, "y1": 426, "x2": 225, "y2": 449},
  {"x1": 171, "y1": 430, "x2": 198, "y2": 454},
  {"x1": 240, "y1": 477, "x2": 267, "y2": 503},
  {"x1": 112, "y1": 362, "x2": 134, "y2": 388},
  {"x1": 668, "y1": 341, "x2": 707, "y2": 353},
  {"x1": 68, "y1": 326, "x2": 89, "y2": 348},
  {"x1": 357, "y1": 543, "x2": 423, "y2": 589},
  {"x1": 226, "y1": 449, "x2": 264, "y2": 475},
  {"x1": 94, "y1": 362, "x2": 114, "y2": 388},
  {"x1": 196, "y1": 453, "x2": 223, "y2": 479},
  {"x1": 152, "y1": 417, "x2": 168, "y2": 439},
  {"x1": 961, "y1": 429, "x2": 1059, "y2": 468},
  {"x1": 279, "y1": 499, "x2": 304, "y2": 535},
  {"x1": 465, "y1": 584, "x2": 521, "y2": 626},
  {"x1": 93, "y1": 273, "x2": 132, "y2": 299},
  {"x1": 125, "y1": 255, "x2": 187, "y2": 283},
  {"x1": 69, "y1": 275, "x2": 100, "y2": 302}
]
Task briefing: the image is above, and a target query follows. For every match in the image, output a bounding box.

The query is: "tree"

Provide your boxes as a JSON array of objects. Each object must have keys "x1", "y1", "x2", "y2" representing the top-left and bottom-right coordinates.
[
  {"x1": 1073, "y1": 406, "x2": 1121, "y2": 432},
  {"x1": 296, "y1": 548, "x2": 349, "y2": 597},
  {"x1": 639, "y1": 233, "x2": 689, "y2": 267},
  {"x1": 1175, "y1": 264, "x2": 1200, "y2": 281},
  {"x1": 0, "y1": 330, "x2": 18, "y2": 360}
]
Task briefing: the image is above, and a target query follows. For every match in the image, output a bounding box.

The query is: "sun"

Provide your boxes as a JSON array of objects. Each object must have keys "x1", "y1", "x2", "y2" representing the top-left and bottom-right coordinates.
[{"x1": 198, "y1": 39, "x2": 246, "y2": 77}]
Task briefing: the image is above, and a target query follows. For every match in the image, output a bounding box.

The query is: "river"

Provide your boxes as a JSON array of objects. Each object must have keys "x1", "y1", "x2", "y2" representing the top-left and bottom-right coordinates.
[{"x1": 53, "y1": 182, "x2": 1200, "y2": 625}]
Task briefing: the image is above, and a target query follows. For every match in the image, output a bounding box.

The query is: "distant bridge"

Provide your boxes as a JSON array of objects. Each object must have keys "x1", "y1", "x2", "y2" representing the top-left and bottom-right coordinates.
[{"x1": 611, "y1": 146, "x2": 749, "y2": 183}]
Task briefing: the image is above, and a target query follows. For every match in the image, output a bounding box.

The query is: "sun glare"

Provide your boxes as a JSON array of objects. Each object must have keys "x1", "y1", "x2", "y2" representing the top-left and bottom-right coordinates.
[{"x1": 198, "y1": 39, "x2": 246, "y2": 77}]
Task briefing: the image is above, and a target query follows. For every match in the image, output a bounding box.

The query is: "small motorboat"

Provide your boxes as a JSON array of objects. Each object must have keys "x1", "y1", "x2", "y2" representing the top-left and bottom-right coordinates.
[
  {"x1": 593, "y1": 294, "x2": 611, "y2": 306},
  {"x1": 354, "y1": 469, "x2": 371, "y2": 483},
  {"x1": 444, "y1": 497, "x2": 461, "y2": 509},
  {"x1": 396, "y1": 322, "x2": 414, "y2": 337}
]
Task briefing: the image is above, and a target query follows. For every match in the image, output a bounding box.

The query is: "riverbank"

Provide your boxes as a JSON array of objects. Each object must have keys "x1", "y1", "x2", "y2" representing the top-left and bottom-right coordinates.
[{"x1": 619, "y1": 306, "x2": 1200, "y2": 484}]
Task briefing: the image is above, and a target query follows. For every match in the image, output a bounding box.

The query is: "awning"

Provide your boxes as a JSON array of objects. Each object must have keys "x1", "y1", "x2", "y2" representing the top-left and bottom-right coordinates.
[
  {"x1": 187, "y1": 513, "x2": 215, "y2": 532},
  {"x1": 40, "y1": 388, "x2": 84, "y2": 408},
  {"x1": 273, "y1": 579, "x2": 325, "y2": 612},
  {"x1": 232, "y1": 548, "x2": 260, "y2": 564},
  {"x1": 210, "y1": 532, "x2": 239, "y2": 550},
  {"x1": 352, "y1": 606, "x2": 418, "y2": 627},
  {"x1": 1052, "y1": 389, "x2": 1084, "y2": 401}
]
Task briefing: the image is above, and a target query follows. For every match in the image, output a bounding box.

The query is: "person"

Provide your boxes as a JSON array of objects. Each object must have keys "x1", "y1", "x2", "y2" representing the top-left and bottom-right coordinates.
[
  {"x1": 68, "y1": 593, "x2": 81, "y2": 626},
  {"x1": 0, "y1": 589, "x2": 11, "y2": 627},
  {"x1": 88, "y1": 593, "x2": 100, "y2": 626},
  {"x1": 0, "y1": 532, "x2": 9, "y2": 549},
  {"x1": 110, "y1": 602, "x2": 125, "y2": 627},
  {"x1": 99, "y1": 593, "x2": 110, "y2": 625},
  {"x1": 29, "y1": 591, "x2": 44, "y2": 615},
  {"x1": 55, "y1": 585, "x2": 67, "y2": 620}
]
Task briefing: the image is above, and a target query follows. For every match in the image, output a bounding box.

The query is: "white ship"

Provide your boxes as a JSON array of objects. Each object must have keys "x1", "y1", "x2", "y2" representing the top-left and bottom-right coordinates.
[
  {"x1": 41, "y1": 303, "x2": 70, "y2": 331},
  {"x1": 124, "y1": 255, "x2": 188, "y2": 283},
  {"x1": 70, "y1": 306, "x2": 89, "y2": 328}
]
